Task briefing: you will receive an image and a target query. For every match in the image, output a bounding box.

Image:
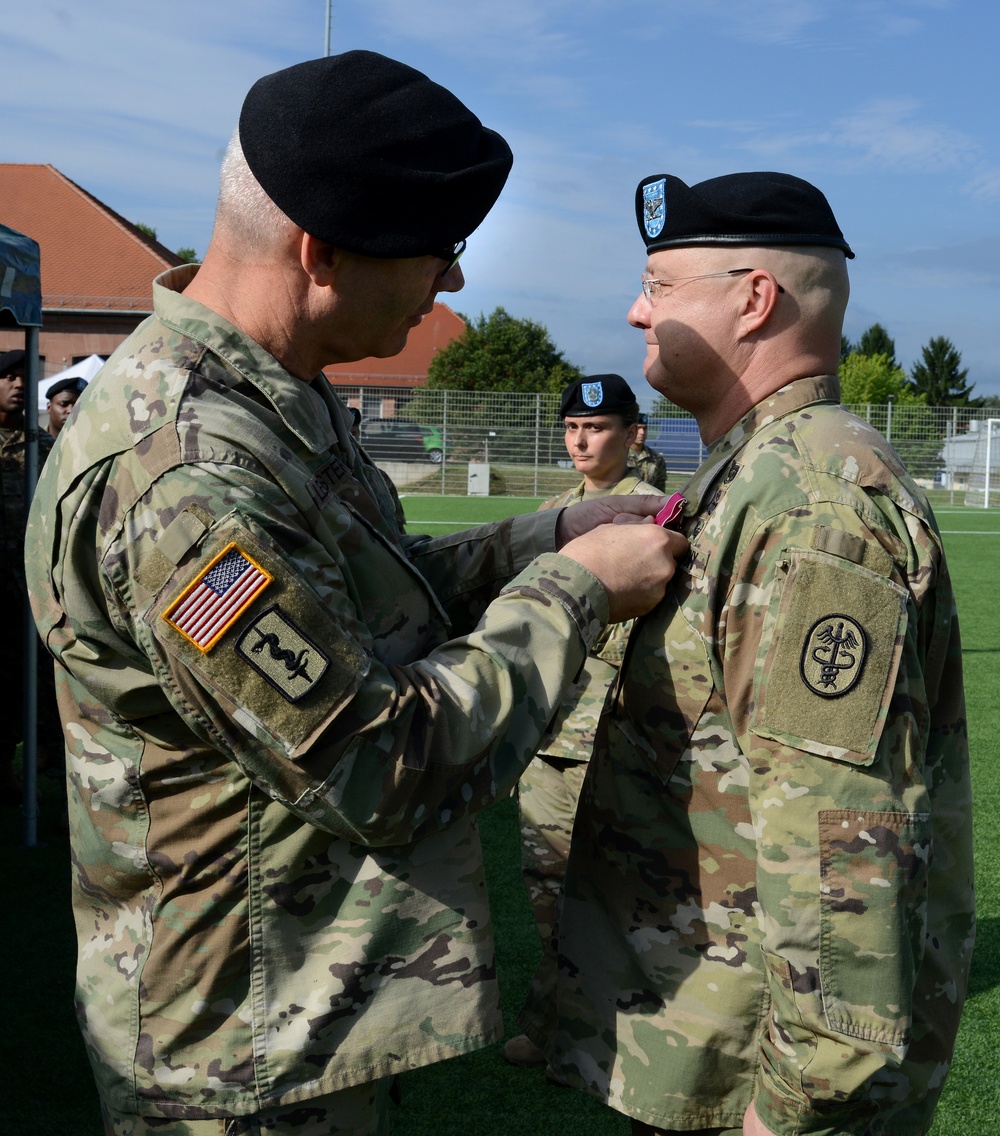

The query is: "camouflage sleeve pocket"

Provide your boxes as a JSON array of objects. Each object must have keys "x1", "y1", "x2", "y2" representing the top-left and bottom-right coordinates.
[
  {"x1": 144, "y1": 511, "x2": 369, "y2": 760},
  {"x1": 819, "y1": 808, "x2": 930, "y2": 1047},
  {"x1": 751, "y1": 546, "x2": 908, "y2": 766}
]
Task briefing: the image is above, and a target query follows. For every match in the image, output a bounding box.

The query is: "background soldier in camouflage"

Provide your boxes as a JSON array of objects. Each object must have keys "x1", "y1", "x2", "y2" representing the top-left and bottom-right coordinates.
[
  {"x1": 545, "y1": 173, "x2": 974, "y2": 1136},
  {"x1": 627, "y1": 412, "x2": 668, "y2": 491},
  {"x1": 504, "y1": 374, "x2": 659, "y2": 1073},
  {"x1": 25, "y1": 54, "x2": 686, "y2": 1136},
  {"x1": 0, "y1": 348, "x2": 56, "y2": 803}
]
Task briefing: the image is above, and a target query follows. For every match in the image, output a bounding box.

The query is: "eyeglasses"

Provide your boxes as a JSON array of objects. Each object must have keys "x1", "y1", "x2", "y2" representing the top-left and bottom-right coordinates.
[
  {"x1": 640, "y1": 267, "x2": 784, "y2": 305},
  {"x1": 433, "y1": 238, "x2": 467, "y2": 274}
]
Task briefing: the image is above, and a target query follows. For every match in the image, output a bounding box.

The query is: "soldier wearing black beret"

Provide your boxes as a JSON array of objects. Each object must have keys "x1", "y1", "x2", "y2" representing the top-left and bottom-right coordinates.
[
  {"x1": 547, "y1": 170, "x2": 972, "y2": 1136},
  {"x1": 503, "y1": 371, "x2": 660, "y2": 1075},
  {"x1": 26, "y1": 50, "x2": 685, "y2": 1136},
  {"x1": 44, "y1": 376, "x2": 88, "y2": 438}
]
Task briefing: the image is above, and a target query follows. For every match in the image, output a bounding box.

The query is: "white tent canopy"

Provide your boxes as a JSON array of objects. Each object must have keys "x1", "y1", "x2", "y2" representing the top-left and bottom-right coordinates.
[{"x1": 37, "y1": 352, "x2": 104, "y2": 408}]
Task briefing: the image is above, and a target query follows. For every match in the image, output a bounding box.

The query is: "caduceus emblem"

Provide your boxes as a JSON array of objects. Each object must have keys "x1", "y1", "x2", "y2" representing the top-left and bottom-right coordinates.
[{"x1": 800, "y1": 614, "x2": 867, "y2": 698}]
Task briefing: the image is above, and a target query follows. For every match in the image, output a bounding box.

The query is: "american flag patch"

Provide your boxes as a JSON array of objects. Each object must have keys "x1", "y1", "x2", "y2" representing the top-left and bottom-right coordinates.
[{"x1": 162, "y1": 543, "x2": 272, "y2": 652}]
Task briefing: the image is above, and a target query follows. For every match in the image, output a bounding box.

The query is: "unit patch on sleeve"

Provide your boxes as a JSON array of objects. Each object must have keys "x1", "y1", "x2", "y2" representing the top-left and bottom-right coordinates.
[
  {"x1": 162, "y1": 542, "x2": 272, "y2": 651},
  {"x1": 800, "y1": 614, "x2": 867, "y2": 697},
  {"x1": 750, "y1": 546, "x2": 908, "y2": 765},
  {"x1": 235, "y1": 605, "x2": 329, "y2": 702}
]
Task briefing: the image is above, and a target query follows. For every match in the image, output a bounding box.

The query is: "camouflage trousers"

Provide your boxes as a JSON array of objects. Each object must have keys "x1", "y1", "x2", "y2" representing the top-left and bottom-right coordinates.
[
  {"x1": 631, "y1": 1125, "x2": 741, "y2": 1136},
  {"x1": 516, "y1": 754, "x2": 588, "y2": 1039},
  {"x1": 101, "y1": 1080, "x2": 389, "y2": 1136}
]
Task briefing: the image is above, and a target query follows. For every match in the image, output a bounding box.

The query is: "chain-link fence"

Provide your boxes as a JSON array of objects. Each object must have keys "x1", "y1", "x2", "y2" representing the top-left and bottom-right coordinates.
[{"x1": 334, "y1": 385, "x2": 1000, "y2": 504}]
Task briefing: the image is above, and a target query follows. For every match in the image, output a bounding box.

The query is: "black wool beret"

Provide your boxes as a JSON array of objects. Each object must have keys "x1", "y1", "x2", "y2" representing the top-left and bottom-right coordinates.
[
  {"x1": 0, "y1": 349, "x2": 26, "y2": 377},
  {"x1": 636, "y1": 172, "x2": 854, "y2": 259},
  {"x1": 560, "y1": 374, "x2": 639, "y2": 418},
  {"x1": 46, "y1": 377, "x2": 88, "y2": 400},
  {"x1": 239, "y1": 51, "x2": 513, "y2": 258}
]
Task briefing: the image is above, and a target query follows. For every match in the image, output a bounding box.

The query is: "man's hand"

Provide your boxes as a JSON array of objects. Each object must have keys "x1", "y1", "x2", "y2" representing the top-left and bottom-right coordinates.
[
  {"x1": 558, "y1": 523, "x2": 688, "y2": 623},
  {"x1": 554, "y1": 494, "x2": 676, "y2": 546},
  {"x1": 743, "y1": 1102, "x2": 778, "y2": 1136}
]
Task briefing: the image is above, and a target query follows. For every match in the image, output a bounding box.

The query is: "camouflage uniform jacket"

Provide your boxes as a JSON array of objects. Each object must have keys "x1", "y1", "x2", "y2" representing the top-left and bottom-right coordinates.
[
  {"x1": 25, "y1": 266, "x2": 609, "y2": 1119},
  {"x1": 534, "y1": 475, "x2": 658, "y2": 762},
  {"x1": 627, "y1": 443, "x2": 668, "y2": 492},
  {"x1": 1, "y1": 421, "x2": 52, "y2": 598},
  {"x1": 550, "y1": 376, "x2": 973, "y2": 1136}
]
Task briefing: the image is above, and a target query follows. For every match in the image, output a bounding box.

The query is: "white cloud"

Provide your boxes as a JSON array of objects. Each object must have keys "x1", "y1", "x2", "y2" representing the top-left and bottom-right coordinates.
[
  {"x1": 687, "y1": 0, "x2": 827, "y2": 45},
  {"x1": 830, "y1": 99, "x2": 978, "y2": 172}
]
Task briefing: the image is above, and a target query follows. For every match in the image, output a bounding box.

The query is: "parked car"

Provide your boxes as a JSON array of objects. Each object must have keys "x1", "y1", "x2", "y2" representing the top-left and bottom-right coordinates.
[{"x1": 359, "y1": 418, "x2": 444, "y2": 463}]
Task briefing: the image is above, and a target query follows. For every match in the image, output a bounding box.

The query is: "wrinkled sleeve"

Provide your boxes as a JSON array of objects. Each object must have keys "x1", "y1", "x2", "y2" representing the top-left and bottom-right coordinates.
[
  {"x1": 108, "y1": 467, "x2": 606, "y2": 849},
  {"x1": 721, "y1": 503, "x2": 937, "y2": 1136},
  {"x1": 401, "y1": 508, "x2": 562, "y2": 632}
]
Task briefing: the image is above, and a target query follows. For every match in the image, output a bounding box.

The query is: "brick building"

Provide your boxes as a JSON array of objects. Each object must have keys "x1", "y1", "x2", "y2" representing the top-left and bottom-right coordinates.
[
  {"x1": 0, "y1": 162, "x2": 466, "y2": 399},
  {"x1": 0, "y1": 163, "x2": 182, "y2": 375}
]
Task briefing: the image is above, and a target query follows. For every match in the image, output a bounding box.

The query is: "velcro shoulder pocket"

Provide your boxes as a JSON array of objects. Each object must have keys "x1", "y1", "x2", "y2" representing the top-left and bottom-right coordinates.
[
  {"x1": 144, "y1": 510, "x2": 368, "y2": 758},
  {"x1": 750, "y1": 546, "x2": 907, "y2": 766}
]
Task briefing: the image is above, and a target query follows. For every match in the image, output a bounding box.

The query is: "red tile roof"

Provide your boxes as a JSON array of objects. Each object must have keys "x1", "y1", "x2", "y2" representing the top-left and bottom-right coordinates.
[
  {"x1": 0, "y1": 163, "x2": 180, "y2": 312},
  {"x1": 324, "y1": 302, "x2": 466, "y2": 387}
]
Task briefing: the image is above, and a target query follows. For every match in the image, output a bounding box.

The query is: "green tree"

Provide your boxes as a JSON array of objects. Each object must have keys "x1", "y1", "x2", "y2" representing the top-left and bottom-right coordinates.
[
  {"x1": 857, "y1": 323, "x2": 897, "y2": 367},
  {"x1": 840, "y1": 352, "x2": 945, "y2": 478},
  {"x1": 839, "y1": 352, "x2": 919, "y2": 406},
  {"x1": 407, "y1": 308, "x2": 583, "y2": 465},
  {"x1": 840, "y1": 334, "x2": 856, "y2": 361},
  {"x1": 425, "y1": 307, "x2": 581, "y2": 394},
  {"x1": 134, "y1": 221, "x2": 157, "y2": 240},
  {"x1": 908, "y1": 336, "x2": 974, "y2": 406},
  {"x1": 175, "y1": 246, "x2": 199, "y2": 263}
]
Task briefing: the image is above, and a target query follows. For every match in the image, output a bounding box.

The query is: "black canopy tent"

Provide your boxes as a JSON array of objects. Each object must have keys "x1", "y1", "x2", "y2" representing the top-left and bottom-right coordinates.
[{"x1": 0, "y1": 222, "x2": 45, "y2": 847}]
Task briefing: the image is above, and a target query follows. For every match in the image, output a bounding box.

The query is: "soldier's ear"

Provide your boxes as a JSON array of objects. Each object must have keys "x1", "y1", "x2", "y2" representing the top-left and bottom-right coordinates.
[
  {"x1": 737, "y1": 270, "x2": 781, "y2": 337},
  {"x1": 299, "y1": 233, "x2": 341, "y2": 287}
]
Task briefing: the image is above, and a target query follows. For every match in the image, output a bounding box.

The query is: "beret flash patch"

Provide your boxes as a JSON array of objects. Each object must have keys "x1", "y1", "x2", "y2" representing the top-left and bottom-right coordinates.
[{"x1": 643, "y1": 178, "x2": 666, "y2": 239}]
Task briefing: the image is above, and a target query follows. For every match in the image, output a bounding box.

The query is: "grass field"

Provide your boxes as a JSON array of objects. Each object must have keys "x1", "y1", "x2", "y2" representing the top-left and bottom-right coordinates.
[{"x1": 4, "y1": 495, "x2": 997, "y2": 1134}]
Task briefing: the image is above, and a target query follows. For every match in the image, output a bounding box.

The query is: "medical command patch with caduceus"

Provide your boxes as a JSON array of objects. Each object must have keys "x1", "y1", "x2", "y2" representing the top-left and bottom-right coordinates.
[{"x1": 800, "y1": 614, "x2": 867, "y2": 697}]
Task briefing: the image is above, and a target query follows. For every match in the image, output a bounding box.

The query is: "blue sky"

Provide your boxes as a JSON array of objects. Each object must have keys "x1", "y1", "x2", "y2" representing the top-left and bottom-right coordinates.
[{"x1": 4, "y1": 0, "x2": 999, "y2": 402}]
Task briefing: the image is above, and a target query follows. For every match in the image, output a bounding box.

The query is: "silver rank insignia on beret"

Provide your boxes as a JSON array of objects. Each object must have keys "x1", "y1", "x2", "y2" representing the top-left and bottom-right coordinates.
[
  {"x1": 582, "y1": 381, "x2": 604, "y2": 408},
  {"x1": 643, "y1": 178, "x2": 666, "y2": 239}
]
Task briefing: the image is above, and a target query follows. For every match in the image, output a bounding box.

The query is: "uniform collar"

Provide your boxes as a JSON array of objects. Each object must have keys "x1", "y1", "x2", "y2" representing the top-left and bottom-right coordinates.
[
  {"x1": 152, "y1": 265, "x2": 338, "y2": 455},
  {"x1": 683, "y1": 375, "x2": 840, "y2": 512}
]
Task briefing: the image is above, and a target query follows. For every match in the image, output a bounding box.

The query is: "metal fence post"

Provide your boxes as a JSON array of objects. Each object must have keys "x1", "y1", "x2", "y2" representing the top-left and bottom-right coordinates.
[
  {"x1": 441, "y1": 390, "x2": 448, "y2": 493},
  {"x1": 534, "y1": 394, "x2": 541, "y2": 497}
]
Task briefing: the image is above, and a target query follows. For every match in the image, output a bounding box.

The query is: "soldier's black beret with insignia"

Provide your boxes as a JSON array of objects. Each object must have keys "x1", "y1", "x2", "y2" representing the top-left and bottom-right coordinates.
[
  {"x1": 239, "y1": 51, "x2": 513, "y2": 259},
  {"x1": 636, "y1": 172, "x2": 854, "y2": 259},
  {"x1": 560, "y1": 374, "x2": 640, "y2": 419},
  {"x1": 0, "y1": 349, "x2": 26, "y2": 377},
  {"x1": 45, "y1": 376, "x2": 88, "y2": 400}
]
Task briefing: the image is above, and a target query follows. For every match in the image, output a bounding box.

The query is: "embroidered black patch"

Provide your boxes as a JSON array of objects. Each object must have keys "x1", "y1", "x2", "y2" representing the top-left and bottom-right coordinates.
[
  {"x1": 800, "y1": 614, "x2": 868, "y2": 698},
  {"x1": 235, "y1": 604, "x2": 330, "y2": 702}
]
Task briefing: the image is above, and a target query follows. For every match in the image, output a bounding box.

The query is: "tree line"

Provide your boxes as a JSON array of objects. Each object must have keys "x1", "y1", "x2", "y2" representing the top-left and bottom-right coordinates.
[
  {"x1": 419, "y1": 306, "x2": 999, "y2": 414},
  {"x1": 838, "y1": 323, "x2": 999, "y2": 409}
]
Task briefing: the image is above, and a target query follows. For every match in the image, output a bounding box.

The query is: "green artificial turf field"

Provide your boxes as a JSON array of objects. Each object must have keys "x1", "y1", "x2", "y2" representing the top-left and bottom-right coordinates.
[{"x1": 3, "y1": 497, "x2": 996, "y2": 1134}]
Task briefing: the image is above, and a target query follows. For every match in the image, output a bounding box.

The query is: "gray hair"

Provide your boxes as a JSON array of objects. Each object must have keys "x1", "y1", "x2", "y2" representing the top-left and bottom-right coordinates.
[{"x1": 215, "y1": 130, "x2": 296, "y2": 252}]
